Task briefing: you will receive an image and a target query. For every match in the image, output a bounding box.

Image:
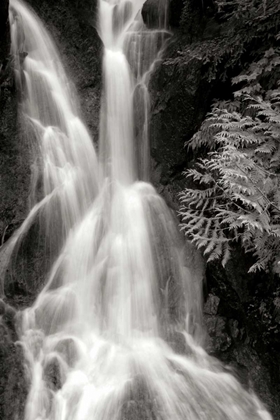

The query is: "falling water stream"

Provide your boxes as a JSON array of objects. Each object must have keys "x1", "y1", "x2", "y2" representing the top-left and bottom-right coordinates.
[{"x1": 6, "y1": 0, "x2": 273, "y2": 419}]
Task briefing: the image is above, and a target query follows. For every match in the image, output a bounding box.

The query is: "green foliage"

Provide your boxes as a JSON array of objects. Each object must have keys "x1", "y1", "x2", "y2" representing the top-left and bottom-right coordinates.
[{"x1": 179, "y1": 50, "x2": 280, "y2": 272}]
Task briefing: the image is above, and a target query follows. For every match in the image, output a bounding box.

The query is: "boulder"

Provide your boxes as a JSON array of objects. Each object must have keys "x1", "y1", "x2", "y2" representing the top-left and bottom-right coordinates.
[
  {"x1": 141, "y1": 0, "x2": 169, "y2": 29},
  {"x1": 0, "y1": 303, "x2": 27, "y2": 420}
]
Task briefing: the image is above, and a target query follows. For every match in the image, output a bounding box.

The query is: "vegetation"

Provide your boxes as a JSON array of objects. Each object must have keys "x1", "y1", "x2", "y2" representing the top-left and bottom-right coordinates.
[
  {"x1": 179, "y1": 47, "x2": 280, "y2": 273},
  {"x1": 179, "y1": 0, "x2": 280, "y2": 82}
]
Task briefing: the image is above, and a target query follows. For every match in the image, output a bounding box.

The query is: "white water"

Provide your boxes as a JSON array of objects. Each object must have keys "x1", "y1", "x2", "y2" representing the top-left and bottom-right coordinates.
[
  {"x1": 7, "y1": 0, "x2": 273, "y2": 419},
  {"x1": 10, "y1": 0, "x2": 99, "y2": 251}
]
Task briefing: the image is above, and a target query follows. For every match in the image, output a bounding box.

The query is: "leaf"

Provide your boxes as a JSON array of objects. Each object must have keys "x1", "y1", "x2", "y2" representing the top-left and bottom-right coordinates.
[
  {"x1": 179, "y1": 51, "x2": 280, "y2": 273},
  {"x1": 222, "y1": 244, "x2": 231, "y2": 267}
]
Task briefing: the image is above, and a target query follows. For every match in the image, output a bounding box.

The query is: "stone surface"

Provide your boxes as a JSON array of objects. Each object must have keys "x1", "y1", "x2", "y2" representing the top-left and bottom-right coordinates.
[
  {"x1": 0, "y1": 3, "x2": 28, "y2": 417},
  {"x1": 204, "y1": 293, "x2": 220, "y2": 315},
  {"x1": 149, "y1": 45, "x2": 215, "y2": 208},
  {"x1": 205, "y1": 255, "x2": 280, "y2": 418},
  {"x1": 0, "y1": 47, "x2": 31, "y2": 261},
  {"x1": 43, "y1": 356, "x2": 65, "y2": 391},
  {"x1": 0, "y1": 303, "x2": 27, "y2": 420},
  {"x1": 204, "y1": 315, "x2": 232, "y2": 353},
  {"x1": 55, "y1": 338, "x2": 78, "y2": 367},
  {"x1": 141, "y1": 0, "x2": 169, "y2": 29}
]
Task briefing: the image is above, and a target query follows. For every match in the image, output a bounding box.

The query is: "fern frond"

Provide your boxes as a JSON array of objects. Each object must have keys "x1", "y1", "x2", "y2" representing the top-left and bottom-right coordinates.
[{"x1": 179, "y1": 51, "x2": 280, "y2": 273}]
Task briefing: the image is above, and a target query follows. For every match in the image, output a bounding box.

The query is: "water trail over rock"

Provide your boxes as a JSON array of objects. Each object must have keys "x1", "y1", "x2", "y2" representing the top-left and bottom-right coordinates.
[
  {"x1": 7, "y1": 0, "x2": 274, "y2": 419},
  {"x1": 9, "y1": 0, "x2": 99, "y2": 250}
]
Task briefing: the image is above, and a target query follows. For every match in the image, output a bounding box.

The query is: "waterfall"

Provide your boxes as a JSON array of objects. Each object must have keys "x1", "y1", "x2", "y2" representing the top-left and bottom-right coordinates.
[
  {"x1": 7, "y1": 0, "x2": 99, "y2": 275},
  {"x1": 6, "y1": 0, "x2": 273, "y2": 419}
]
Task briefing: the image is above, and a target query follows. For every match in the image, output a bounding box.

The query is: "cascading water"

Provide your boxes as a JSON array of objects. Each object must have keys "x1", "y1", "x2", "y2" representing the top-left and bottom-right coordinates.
[
  {"x1": 6, "y1": 0, "x2": 274, "y2": 419},
  {"x1": 5, "y1": 0, "x2": 99, "y2": 282}
]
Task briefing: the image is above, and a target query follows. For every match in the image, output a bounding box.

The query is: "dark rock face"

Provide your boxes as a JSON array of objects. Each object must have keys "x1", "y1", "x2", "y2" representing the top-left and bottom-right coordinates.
[
  {"x1": 204, "y1": 253, "x2": 280, "y2": 418},
  {"x1": 0, "y1": 3, "x2": 30, "y2": 419},
  {"x1": 43, "y1": 356, "x2": 65, "y2": 391},
  {"x1": 149, "y1": 44, "x2": 214, "y2": 208},
  {"x1": 0, "y1": 300, "x2": 27, "y2": 420},
  {"x1": 203, "y1": 288, "x2": 280, "y2": 416},
  {"x1": 0, "y1": 89, "x2": 31, "y2": 255},
  {"x1": 55, "y1": 338, "x2": 78, "y2": 367},
  {"x1": 141, "y1": 0, "x2": 169, "y2": 29},
  {"x1": 0, "y1": 0, "x2": 31, "y2": 261}
]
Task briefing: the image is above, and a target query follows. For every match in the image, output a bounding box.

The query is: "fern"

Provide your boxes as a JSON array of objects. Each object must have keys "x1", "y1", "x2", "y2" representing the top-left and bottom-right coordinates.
[{"x1": 179, "y1": 50, "x2": 280, "y2": 272}]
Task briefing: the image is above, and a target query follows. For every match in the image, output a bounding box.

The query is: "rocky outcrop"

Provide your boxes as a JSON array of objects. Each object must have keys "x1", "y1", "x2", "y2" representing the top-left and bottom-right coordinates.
[
  {"x1": 0, "y1": 0, "x2": 31, "y2": 264},
  {"x1": 142, "y1": 0, "x2": 185, "y2": 29},
  {"x1": 149, "y1": 42, "x2": 215, "y2": 208},
  {"x1": 148, "y1": 0, "x2": 280, "y2": 416},
  {"x1": 141, "y1": 0, "x2": 169, "y2": 29},
  {"x1": 0, "y1": 3, "x2": 30, "y2": 418},
  {"x1": 204, "y1": 252, "x2": 280, "y2": 418},
  {"x1": 0, "y1": 299, "x2": 27, "y2": 420},
  {"x1": 203, "y1": 287, "x2": 280, "y2": 416}
]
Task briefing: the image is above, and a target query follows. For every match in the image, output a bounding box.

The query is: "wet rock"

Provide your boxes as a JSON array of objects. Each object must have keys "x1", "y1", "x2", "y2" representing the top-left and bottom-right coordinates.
[
  {"x1": 167, "y1": 331, "x2": 190, "y2": 355},
  {"x1": 204, "y1": 293, "x2": 220, "y2": 315},
  {"x1": 273, "y1": 296, "x2": 280, "y2": 323},
  {"x1": 122, "y1": 399, "x2": 158, "y2": 420},
  {"x1": 4, "y1": 218, "x2": 53, "y2": 305},
  {"x1": 228, "y1": 319, "x2": 239, "y2": 339},
  {"x1": 149, "y1": 50, "x2": 215, "y2": 205},
  {"x1": 206, "y1": 261, "x2": 280, "y2": 417},
  {"x1": 43, "y1": 356, "x2": 65, "y2": 391},
  {"x1": 122, "y1": 377, "x2": 159, "y2": 420},
  {"x1": 3, "y1": 305, "x2": 16, "y2": 327},
  {"x1": 205, "y1": 315, "x2": 232, "y2": 353},
  {"x1": 0, "y1": 0, "x2": 32, "y2": 307},
  {"x1": 208, "y1": 250, "x2": 257, "y2": 304},
  {"x1": 141, "y1": 0, "x2": 169, "y2": 29},
  {"x1": 223, "y1": 361, "x2": 250, "y2": 389},
  {"x1": 0, "y1": 317, "x2": 27, "y2": 420},
  {"x1": 25, "y1": 329, "x2": 44, "y2": 360},
  {"x1": 0, "y1": 67, "x2": 31, "y2": 291},
  {"x1": 55, "y1": 338, "x2": 78, "y2": 367},
  {"x1": 0, "y1": 298, "x2": 5, "y2": 315},
  {"x1": 130, "y1": 375, "x2": 150, "y2": 401},
  {"x1": 232, "y1": 346, "x2": 279, "y2": 416}
]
